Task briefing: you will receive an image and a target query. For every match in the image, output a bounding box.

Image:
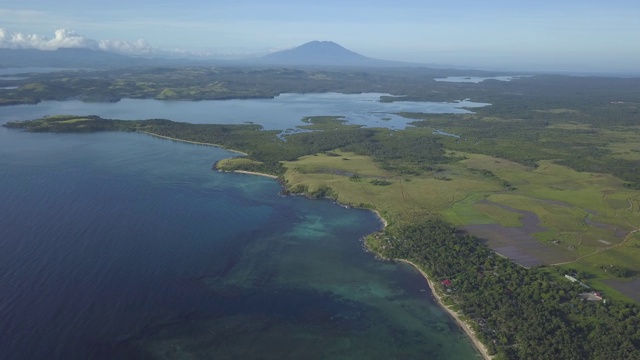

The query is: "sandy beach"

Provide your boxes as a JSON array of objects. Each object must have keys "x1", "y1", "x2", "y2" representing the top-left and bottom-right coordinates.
[
  {"x1": 139, "y1": 132, "x2": 284, "y2": 180},
  {"x1": 373, "y1": 210, "x2": 388, "y2": 228},
  {"x1": 398, "y1": 259, "x2": 492, "y2": 360},
  {"x1": 139, "y1": 131, "x2": 248, "y2": 155},
  {"x1": 231, "y1": 170, "x2": 279, "y2": 179}
]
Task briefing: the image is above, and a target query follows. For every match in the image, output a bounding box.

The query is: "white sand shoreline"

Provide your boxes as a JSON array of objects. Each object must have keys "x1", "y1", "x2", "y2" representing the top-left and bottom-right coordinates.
[
  {"x1": 139, "y1": 131, "x2": 248, "y2": 155},
  {"x1": 398, "y1": 259, "x2": 492, "y2": 360},
  {"x1": 229, "y1": 170, "x2": 279, "y2": 179},
  {"x1": 373, "y1": 210, "x2": 388, "y2": 228}
]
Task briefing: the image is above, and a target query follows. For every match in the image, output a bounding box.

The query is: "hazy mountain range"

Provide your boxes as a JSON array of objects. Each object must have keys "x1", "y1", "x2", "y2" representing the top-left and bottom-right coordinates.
[{"x1": 0, "y1": 41, "x2": 418, "y2": 69}]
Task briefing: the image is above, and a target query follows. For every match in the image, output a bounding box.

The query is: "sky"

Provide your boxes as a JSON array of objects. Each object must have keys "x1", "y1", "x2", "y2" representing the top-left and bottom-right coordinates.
[{"x1": 1, "y1": 0, "x2": 639, "y2": 73}]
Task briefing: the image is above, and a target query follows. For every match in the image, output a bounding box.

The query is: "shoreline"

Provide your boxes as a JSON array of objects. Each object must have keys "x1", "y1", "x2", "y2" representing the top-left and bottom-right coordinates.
[
  {"x1": 373, "y1": 210, "x2": 388, "y2": 228},
  {"x1": 398, "y1": 259, "x2": 492, "y2": 360},
  {"x1": 228, "y1": 170, "x2": 279, "y2": 179},
  {"x1": 172, "y1": 139, "x2": 487, "y2": 358},
  {"x1": 138, "y1": 131, "x2": 248, "y2": 155},
  {"x1": 140, "y1": 131, "x2": 282, "y2": 180}
]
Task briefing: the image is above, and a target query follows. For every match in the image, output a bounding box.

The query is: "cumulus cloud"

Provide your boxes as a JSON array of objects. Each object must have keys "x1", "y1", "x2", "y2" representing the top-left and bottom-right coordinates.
[
  {"x1": 0, "y1": 28, "x2": 160, "y2": 57},
  {"x1": 98, "y1": 39, "x2": 156, "y2": 56},
  {"x1": 0, "y1": 28, "x2": 271, "y2": 59},
  {"x1": 0, "y1": 28, "x2": 98, "y2": 50}
]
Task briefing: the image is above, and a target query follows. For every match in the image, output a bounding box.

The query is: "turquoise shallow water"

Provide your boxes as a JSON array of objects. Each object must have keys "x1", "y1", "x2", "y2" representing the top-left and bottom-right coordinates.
[{"x1": 0, "y1": 118, "x2": 479, "y2": 359}]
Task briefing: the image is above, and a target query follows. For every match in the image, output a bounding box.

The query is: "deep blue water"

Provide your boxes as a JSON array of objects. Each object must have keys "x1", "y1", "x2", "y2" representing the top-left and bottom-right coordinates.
[{"x1": 0, "y1": 103, "x2": 479, "y2": 359}]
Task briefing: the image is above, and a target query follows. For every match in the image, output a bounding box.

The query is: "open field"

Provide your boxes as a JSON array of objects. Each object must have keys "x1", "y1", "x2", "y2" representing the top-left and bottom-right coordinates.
[
  {"x1": 461, "y1": 199, "x2": 576, "y2": 267},
  {"x1": 282, "y1": 151, "x2": 503, "y2": 223},
  {"x1": 282, "y1": 150, "x2": 640, "y2": 300},
  {"x1": 602, "y1": 128, "x2": 640, "y2": 161},
  {"x1": 605, "y1": 278, "x2": 640, "y2": 303}
]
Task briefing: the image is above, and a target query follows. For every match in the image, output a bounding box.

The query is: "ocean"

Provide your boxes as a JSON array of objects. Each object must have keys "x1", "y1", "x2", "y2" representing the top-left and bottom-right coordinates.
[{"x1": 0, "y1": 96, "x2": 479, "y2": 359}]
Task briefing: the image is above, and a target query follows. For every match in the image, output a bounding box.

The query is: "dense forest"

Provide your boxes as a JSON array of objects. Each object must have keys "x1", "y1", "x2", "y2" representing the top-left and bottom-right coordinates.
[{"x1": 367, "y1": 219, "x2": 640, "y2": 359}]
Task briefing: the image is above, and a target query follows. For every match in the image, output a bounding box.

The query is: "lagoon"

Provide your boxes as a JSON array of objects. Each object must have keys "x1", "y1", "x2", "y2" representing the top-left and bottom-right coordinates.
[{"x1": 0, "y1": 93, "x2": 488, "y2": 131}]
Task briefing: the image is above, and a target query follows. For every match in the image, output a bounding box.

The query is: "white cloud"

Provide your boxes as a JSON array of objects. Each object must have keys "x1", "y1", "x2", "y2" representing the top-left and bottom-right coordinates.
[
  {"x1": 0, "y1": 28, "x2": 98, "y2": 50},
  {"x1": 0, "y1": 27, "x2": 277, "y2": 59},
  {"x1": 0, "y1": 28, "x2": 163, "y2": 57},
  {"x1": 98, "y1": 39, "x2": 156, "y2": 56}
]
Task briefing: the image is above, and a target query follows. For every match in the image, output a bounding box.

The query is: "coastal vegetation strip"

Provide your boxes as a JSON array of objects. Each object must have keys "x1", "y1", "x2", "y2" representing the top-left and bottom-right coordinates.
[
  {"x1": 139, "y1": 131, "x2": 248, "y2": 155},
  {"x1": 367, "y1": 219, "x2": 639, "y2": 360},
  {"x1": 398, "y1": 259, "x2": 493, "y2": 360}
]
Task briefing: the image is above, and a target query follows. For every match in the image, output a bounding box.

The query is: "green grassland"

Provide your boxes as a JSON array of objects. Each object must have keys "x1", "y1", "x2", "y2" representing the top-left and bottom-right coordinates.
[
  {"x1": 471, "y1": 200, "x2": 524, "y2": 227},
  {"x1": 601, "y1": 128, "x2": 640, "y2": 161},
  {"x1": 215, "y1": 157, "x2": 264, "y2": 170},
  {"x1": 280, "y1": 148, "x2": 640, "y2": 297},
  {"x1": 282, "y1": 150, "x2": 502, "y2": 222}
]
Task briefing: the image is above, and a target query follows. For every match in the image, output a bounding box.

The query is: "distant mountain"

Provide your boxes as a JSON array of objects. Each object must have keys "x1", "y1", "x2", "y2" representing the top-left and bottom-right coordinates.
[
  {"x1": 255, "y1": 41, "x2": 412, "y2": 67},
  {"x1": 0, "y1": 42, "x2": 483, "y2": 71},
  {"x1": 0, "y1": 48, "x2": 164, "y2": 69}
]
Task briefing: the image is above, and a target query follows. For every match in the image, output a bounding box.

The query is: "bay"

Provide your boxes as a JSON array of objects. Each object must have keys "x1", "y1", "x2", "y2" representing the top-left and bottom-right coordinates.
[
  {"x1": 0, "y1": 98, "x2": 480, "y2": 359},
  {"x1": 0, "y1": 93, "x2": 488, "y2": 130}
]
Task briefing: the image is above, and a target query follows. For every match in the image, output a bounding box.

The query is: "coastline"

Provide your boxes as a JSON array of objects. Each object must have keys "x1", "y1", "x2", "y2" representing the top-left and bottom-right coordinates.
[
  {"x1": 192, "y1": 143, "x2": 488, "y2": 359},
  {"x1": 139, "y1": 131, "x2": 248, "y2": 155},
  {"x1": 229, "y1": 170, "x2": 279, "y2": 179},
  {"x1": 141, "y1": 131, "x2": 283, "y2": 180},
  {"x1": 398, "y1": 259, "x2": 492, "y2": 360},
  {"x1": 373, "y1": 210, "x2": 388, "y2": 228}
]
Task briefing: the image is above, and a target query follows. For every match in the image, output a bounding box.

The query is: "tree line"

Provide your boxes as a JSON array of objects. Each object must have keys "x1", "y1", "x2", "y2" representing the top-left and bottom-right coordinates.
[{"x1": 367, "y1": 219, "x2": 640, "y2": 359}]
